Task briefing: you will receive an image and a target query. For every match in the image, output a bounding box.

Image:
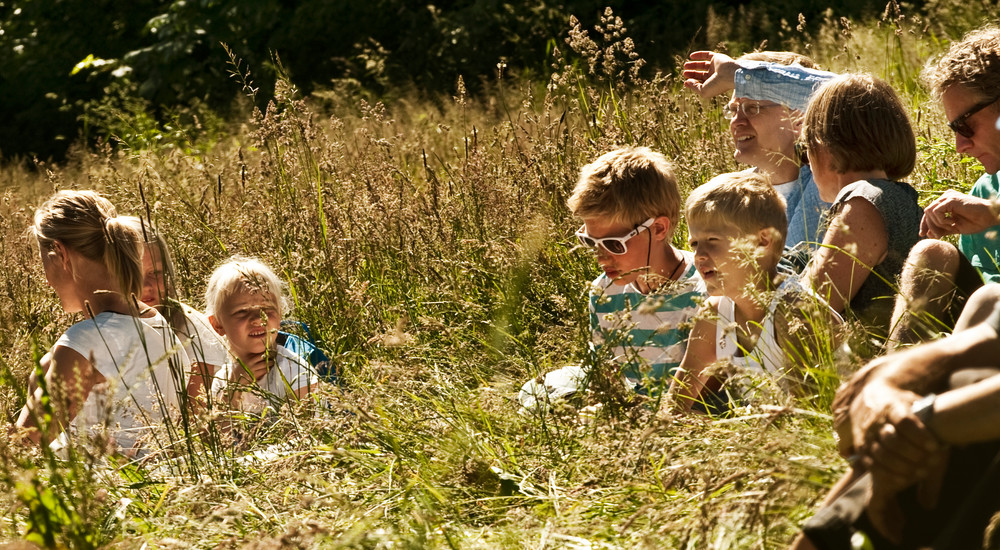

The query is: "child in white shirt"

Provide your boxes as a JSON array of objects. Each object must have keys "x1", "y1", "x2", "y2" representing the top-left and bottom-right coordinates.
[{"x1": 206, "y1": 256, "x2": 319, "y2": 415}]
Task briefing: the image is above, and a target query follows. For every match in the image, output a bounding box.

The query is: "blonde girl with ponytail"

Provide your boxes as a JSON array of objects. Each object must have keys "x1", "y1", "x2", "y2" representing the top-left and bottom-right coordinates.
[{"x1": 13, "y1": 190, "x2": 189, "y2": 456}]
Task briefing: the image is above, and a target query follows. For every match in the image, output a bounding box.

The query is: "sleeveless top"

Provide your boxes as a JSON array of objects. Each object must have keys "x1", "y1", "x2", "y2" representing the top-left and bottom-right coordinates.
[
  {"x1": 715, "y1": 278, "x2": 796, "y2": 377},
  {"x1": 827, "y1": 179, "x2": 923, "y2": 331},
  {"x1": 715, "y1": 278, "x2": 840, "y2": 396}
]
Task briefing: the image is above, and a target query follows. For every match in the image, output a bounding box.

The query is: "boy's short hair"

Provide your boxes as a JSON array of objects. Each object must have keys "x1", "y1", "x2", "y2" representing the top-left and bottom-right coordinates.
[
  {"x1": 738, "y1": 51, "x2": 818, "y2": 69},
  {"x1": 922, "y1": 26, "x2": 1000, "y2": 100},
  {"x1": 205, "y1": 255, "x2": 289, "y2": 318},
  {"x1": 567, "y1": 147, "x2": 681, "y2": 232},
  {"x1": 804, "y1": 73, "x2": 916, "y2": 181},
  {"x1": 685, "y1": 171, "x2": 787, "y2": 256}
]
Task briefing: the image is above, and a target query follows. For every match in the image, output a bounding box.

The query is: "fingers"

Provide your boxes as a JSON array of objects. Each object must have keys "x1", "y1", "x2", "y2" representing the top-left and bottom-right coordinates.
[
  {"x1": 682, "y1": 60, "x2": 711, "y2": 76},
  {"x1": 921, "y1": 190, "x2": 996, "y2": 237},
  {"x1": 682, "y1": 60, "x2": 712, "y2": 91},
  {"x1": 682, "y1": 79, "x2": 704, "y2": 93},
  {"x1": 921, "y1": 194, "x2": 961, "y2": 237},
  {"x1": 920, "y1": 211, "x2": 956, "y2": 239},
  {"x1": 687, "y1": 50, "x2": 715, "y2": 62},
  {"x1": 866, "y1": 420, "x2": 944, "y2": 482},
  {"x1": 892, "y1": 414, "x2": 943, "y2": 453}
]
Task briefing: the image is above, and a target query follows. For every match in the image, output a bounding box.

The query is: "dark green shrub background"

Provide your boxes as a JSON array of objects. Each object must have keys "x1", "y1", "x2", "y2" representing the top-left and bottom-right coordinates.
[{"x1": 1, "y1": 0, "x2": 908, "y2": 161}]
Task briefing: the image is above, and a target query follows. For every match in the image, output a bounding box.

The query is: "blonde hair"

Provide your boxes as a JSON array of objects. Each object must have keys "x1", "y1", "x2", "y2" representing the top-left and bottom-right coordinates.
[
  {"x1": 567, "y1": 147, "x2": 681, "y2": 231},
  {"x1": 922, "y1": 26, "x2": 1000, "y2": 101},
  {"x1": 804, "y1": 74, "x2": 916, "y2": 180},
  {"x1": 685, "y1": 171, "x2": 787, "y2": 257},
  {"x1": 738, "y1": 51, "x2": 818, "y2": 69},
  {"x1": 32, "y1": 190, "x2": 144, "y2": 301},
  {"x1": 204, "y1": 256, "x2": 288, "y2": 318}
]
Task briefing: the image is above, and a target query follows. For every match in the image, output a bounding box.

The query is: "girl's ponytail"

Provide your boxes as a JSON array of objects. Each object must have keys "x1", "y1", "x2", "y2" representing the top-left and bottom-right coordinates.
[{"x1": 101, "y1": 216, "x2": 144, "y2": 302}]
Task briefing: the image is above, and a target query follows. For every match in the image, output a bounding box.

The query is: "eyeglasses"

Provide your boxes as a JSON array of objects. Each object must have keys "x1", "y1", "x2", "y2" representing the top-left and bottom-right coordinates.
[
  {"x1": 576, "y1": 218, "x2": 655, "y2": 255},
  {"x1": 723, "y1": 101, "x2": 781, "y2": 120},
  {"x1": 949, "y1": 96, "x2": 1000, "y2": 139}
]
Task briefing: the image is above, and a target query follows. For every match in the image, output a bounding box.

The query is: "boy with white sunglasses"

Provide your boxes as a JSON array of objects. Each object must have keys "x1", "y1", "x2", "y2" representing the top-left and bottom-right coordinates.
[{"x1": 519, "y1": 147, "x2": 705, "y2": 410}]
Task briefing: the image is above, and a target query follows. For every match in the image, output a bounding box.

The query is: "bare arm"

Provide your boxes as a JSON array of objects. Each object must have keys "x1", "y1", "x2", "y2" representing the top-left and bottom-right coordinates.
[
  {"x1": 801, "y1": 198, "x2": 888, "y2": 314},
  {"x1": 185, "y1": 361, "x2": 218, "y2": 407},
  {"x1": 215, "y1": 357, "x2": 264, "y2": 411},
  {"x1": 14, "y1": 346, "x2": 104, "y2": 444},
  {"x1": 663, "y1": 303, "x2": 719, "y2": 414},
  {"x1": 929, "y1": 372, "x2": 1000, "y2": 444},
  {"x1": 293, "y1": 382, "x2": 318, "y2": 400},
  {"x1": 838, "y1": 320, "x2": 1000, "y2": 457},
  {"x1": 681, "y1": 51, "x2": 738, "y2": 99}
]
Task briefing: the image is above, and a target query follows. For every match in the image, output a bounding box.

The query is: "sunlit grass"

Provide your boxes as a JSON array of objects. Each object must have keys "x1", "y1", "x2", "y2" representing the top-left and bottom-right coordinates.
[{"x1": 0, "y1": 3, "x2": 992, "y2": 547}]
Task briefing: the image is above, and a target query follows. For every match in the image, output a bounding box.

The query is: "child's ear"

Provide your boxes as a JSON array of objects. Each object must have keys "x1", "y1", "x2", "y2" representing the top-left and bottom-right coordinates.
[
  {"x1": 209, "y1": 315, "x2": 226, "y2": 336},
  {"x1": 651, "y1": 216, "x2": 673, "y2": 242},
  {"x1": 757, "y1": 227, "x2": 780, "y2": 251},
  {"x1": 50, "y1": 240, "x2": 73, "y2": 274}
]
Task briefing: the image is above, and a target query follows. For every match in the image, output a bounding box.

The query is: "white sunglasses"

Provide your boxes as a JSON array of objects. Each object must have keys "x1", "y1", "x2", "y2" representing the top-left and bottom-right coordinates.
[{"x1": 575, "y1": 218, "x2": 655, "y2": 255}]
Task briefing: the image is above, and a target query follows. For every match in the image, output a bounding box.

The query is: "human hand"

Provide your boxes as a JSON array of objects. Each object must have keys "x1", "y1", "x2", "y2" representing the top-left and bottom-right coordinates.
[
  {"x1": 863, "y1": 401, "x2": 948, "y2": 543},
  {"x1": 862, "y1": 397, "x2": 944, "y2": 484},
  {"x1": 682, "y1": 51, "x2": 738, "y2": 99},
  {"x1": 920, "y1": 189, "x2": 1000, "y2": 238},
  {"x1": 832, "y1": 361, "x2": 883, "y2": 457},
  {"x1": 844, "y1": 382, "x2": 946, "y2": 543}
]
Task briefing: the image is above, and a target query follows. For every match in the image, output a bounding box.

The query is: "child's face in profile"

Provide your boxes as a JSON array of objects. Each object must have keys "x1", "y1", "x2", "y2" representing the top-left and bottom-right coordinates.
[
  {"x1": 688, "y1": 220, "x2": 762, "y2": 298},
  {"x1": 211, "y1": 283, "x2": 281, "y2": 360}
]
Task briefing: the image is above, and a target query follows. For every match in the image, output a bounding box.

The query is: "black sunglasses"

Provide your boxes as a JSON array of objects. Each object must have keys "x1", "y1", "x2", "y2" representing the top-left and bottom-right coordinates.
[{"x1": 949, "y1": 96, "x2": 999, "y2": 139}]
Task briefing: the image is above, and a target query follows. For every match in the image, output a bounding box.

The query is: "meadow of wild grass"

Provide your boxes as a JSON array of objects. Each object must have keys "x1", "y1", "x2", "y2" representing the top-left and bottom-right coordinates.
[{"x1": 0, "y1": 4, "x2": 996, "y2": 548}]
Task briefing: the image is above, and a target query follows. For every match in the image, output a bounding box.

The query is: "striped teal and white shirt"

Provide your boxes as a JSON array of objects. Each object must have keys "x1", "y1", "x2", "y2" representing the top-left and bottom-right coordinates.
[{"x1": 589, "y1": 250, "x2": 706, "y2": 392}]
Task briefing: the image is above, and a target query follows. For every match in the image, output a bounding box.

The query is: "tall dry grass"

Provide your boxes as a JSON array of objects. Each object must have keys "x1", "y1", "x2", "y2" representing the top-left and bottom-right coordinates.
[{"x1": 0, "y1": 3, "x2": 993, "y2": 547}]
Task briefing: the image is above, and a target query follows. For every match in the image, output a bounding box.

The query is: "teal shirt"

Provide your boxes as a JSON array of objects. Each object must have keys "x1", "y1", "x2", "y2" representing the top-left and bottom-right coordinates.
[
  {"x1": 589, "y1": 250, "x2": 706, "y2": 390},
  {"x1": 958, "y1": 173, "x2": 1000, "y2": 283}
]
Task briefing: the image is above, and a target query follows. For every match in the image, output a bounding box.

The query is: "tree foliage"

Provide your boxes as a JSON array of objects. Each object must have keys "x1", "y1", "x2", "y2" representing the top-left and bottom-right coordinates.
[{"x1": 0, "y1": 0, "x2": 916, "y2": 161}]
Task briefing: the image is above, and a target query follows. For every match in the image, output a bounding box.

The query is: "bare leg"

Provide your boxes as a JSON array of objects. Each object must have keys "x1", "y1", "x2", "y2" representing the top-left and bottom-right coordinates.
[
  {"x1": 888, "y1": 240, "x2": 964, "y2": 349},
  {"x1": 789, "y1": 469, "x2": 868, "y2": 550},
  {"x1": 953, "y1": 282, "x2": 1000, "y2": 332}
]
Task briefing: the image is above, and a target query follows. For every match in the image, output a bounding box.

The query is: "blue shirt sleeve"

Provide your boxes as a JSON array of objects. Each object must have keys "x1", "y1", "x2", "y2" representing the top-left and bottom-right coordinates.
[
  {"x1": 278, "y1": 331, "x2": 336, "y2": 383},
  {"x1": 734, "y1": 61, "x2": 837, "y2": 111}
]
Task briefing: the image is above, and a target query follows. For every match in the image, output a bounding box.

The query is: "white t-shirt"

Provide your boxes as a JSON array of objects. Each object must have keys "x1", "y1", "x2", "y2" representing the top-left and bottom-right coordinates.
[
  {"x1": 178, "y1": 303, "x2": 228, "y2": 370},
  {"x1": 54, "y1": 310, "x2": 189, "y2": 454},
  {"x1": 212, "y1": 341, "x2": 318, "y2": 415}
]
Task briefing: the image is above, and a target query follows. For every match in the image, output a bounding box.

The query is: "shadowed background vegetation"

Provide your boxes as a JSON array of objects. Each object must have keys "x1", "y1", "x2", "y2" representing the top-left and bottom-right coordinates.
[
  {"x1": 0, "y1": 0, "x2": 998, "y2": 547},
  {"x1": 0, "y1": 0, "x2": 973, "y2": 160}
]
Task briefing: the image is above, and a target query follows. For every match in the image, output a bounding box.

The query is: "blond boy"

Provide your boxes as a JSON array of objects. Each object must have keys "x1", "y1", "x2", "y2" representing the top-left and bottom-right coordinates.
[
  {"x1": 518, "y1": 147, "x2": 705, "y2": 409},
  {"x1": 667, "y1": 172, "x2": 840, "y2": 412}
]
